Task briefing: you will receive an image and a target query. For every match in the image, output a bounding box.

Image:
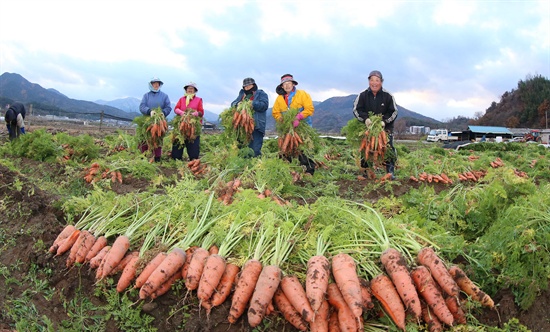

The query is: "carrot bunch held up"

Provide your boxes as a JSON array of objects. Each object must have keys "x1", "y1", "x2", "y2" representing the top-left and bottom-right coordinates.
[
  {"x1": 359, "y1": 114, "x2": 388, "y2": 167},
  {"x1": 275, "y1": 107, "x2": 318, "y2": 157}
]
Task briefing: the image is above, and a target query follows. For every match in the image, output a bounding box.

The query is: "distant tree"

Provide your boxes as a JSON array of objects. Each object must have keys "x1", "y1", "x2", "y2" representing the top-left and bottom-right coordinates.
[
  {"x1": 538, "y1": 99, "x2": 550, "y2": 128},
  {"x1": 394, "y1": 118, "x2": 407, "y2": 135},
  {"x1": 506, "y1": 116, "x2": 520, "y2": 128}
]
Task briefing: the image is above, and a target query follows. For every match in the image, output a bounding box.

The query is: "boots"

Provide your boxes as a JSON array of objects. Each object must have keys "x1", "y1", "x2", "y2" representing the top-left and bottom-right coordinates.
[
  {"x1": 386, "y1": 162, "x2": 396, "y2": 180},
  {"x1": 154, "y1": 156, "x2": 161, "y2": 163}
]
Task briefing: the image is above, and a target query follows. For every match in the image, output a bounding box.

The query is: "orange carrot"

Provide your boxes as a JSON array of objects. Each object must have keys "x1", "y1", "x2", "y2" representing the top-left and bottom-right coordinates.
[
  {"x1": 181, "y1": 246, "x2": 198, "y2": 280},
  {"x1": 140, "y1": 248, "x2": 186, "y2": 300},
  {"x1": 448, "y1": 265, "x2": 494, "y2": 308},
  {"x1": 197, "y1": 254, "x2": 226, "y2": 303},
  {"x1": 75, "y1": 231, "x2": 96, "y2": 264},
  {"x1": 273, "y1": 287, "x2": 308, "y2": 331},
  {"x1": 280, "y1": 274, "x2": 314, "y2": 323},
  {"x1": 309, "y1": 299, "x2": 329, "y2": 332},
  {"x1": 422, "y1": 301, "x2": 444, "y2": 332},
  {"x1": 228, "y1": 259, "x2": 263, "y2": 324},
  {"x1": 370, "y1": 274, "x2": 406, "y2": 331},
  {"x1": 211, "y1": 263, "x2": 240, "y2": 307},
  {"x1": 328, "y1": 310, "x2": 340, "y2": 332},
  {"x1": 445, "y1": 295, "x2": 467, "y2": 325},
  {"x1": 97, "y1": 235, "x2": 130, "y2": 279},
  {"x1": 117, "y1": 255, "x2": 140, "y2": 292},
  {"x1": 359, "y1": 277, "x2": 374, "y2": 311},
  {"x1": 184, "y1": 247, "x2": 209, "y2": 291},
  {"x1": 66, "y1": 229, "x2": 88, "y2": 267},
  {"x1": 380, "y1": 247, "x2": 422, "y2": 318},
  {"x1": 135, "y1": 252, "x2": 167, "y2": 289},
  {"x1": 49, "y1": 225, "x2": 76, "y2": 254},
  {"x1": 208, "y1": 244, "x2": 219, "y2": 255},
  {"x1": 247, "y1": 265, "x2": 282, "y2": 327},
  {"x1": 331, "y1": 253, "x2": 363, "y2": 321},
  {"x1": 89, "y1": 246, "x2": 111, "y2": 269},
  {"x1": 109, "y1": 251, "x2": 138, "y2": 276},
  {"x1": 85, "y1": 236, "x2": 107, "y2": 263},
  {"x1": 417, "y1": 247, "x2": 459, "y2": 298},
  {"x1": 327, "y1": 283, "x2": 358, "y2": 332},
  {"x1": 55, "y1": 229, "x2": 81, "y2": 256},
  {"x1": 411, "y1": 266, "x2": 454, "y2": 326},
  {"x1": 150, "y1": 271, "x2": 182, "y2": 300},
  {"x1": 306, "y1": 254, "x2": 330, "y2": 314}
]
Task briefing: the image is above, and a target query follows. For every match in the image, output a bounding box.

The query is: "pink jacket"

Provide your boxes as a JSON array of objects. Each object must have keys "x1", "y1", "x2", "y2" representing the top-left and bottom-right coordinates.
[{"x1": 174, "y1": 96, "x2": 204, "y2": 120}]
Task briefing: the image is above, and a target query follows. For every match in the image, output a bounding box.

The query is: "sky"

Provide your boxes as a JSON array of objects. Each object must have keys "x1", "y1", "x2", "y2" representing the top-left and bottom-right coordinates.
[{"x1": 1, "y1": 0, "x2": 549, "y2": 121}]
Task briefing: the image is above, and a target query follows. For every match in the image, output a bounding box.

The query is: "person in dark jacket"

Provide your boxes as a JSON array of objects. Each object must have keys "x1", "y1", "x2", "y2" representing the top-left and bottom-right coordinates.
[
  {"x1": 230, "y1": 77, "x2": 269, "y2": 157},
  {"x1": 353, "y1": 70, "x2": 398, "y2": 178},
  {"x1": 139, "y1": 77, "x2": 172, "y2": 162},
  {"x1": 5, "y1": 102, "x2": 27, "y2": 140}
]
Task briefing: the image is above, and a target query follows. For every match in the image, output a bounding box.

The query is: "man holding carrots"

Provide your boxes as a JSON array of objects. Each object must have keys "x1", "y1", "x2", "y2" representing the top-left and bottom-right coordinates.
[
  {"x1": 353, "y1": 70, "x2": 398, "y2": 179},
  {"x1": 272, "y1": 74, "x2": 316, "y2": 175},
  {"x1": 231, "y1": 77, "x2": 269, "y2": 157}
]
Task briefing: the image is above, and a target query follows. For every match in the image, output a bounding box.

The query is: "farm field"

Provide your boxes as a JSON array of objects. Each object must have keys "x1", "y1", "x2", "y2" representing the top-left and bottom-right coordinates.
[{"x1": 0, "y1": 121, "x2": 549, "y2": 332}]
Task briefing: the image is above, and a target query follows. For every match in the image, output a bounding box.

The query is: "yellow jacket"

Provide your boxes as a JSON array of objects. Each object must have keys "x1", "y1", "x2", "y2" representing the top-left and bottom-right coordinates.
[{"x1": 272, "y1": 89, "x2": 314, "y2": 121}]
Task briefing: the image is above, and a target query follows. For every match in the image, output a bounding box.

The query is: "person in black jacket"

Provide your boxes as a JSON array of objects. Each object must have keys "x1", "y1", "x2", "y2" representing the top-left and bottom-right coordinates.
[
  {"x1": 231, "y1": 77, "x2": 269, "y2": 157},
  {"x1": 352, "y1": 70, "x2": 398, "y2": 179},
  {"x1": 4, "y1": 102, "x2": 27, "y2": 140}
]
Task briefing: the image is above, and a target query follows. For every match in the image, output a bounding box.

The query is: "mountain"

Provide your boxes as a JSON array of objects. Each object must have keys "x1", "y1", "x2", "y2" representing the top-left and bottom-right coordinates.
[
  {"x1": 265, "y1": 95, "x2": 440, "y2": 133},
  {"x1": 95, "y1": 97, "x2": 220, "y2": 124},
  {"x1": 0, "y1": 72, "x2": 139, "y2": 121}
]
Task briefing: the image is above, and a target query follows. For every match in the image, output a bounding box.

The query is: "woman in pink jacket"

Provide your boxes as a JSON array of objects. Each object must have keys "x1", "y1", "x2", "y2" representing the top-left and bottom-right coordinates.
[{"x1": 171, "y1": 82, "x2": 204, "y2": 160}]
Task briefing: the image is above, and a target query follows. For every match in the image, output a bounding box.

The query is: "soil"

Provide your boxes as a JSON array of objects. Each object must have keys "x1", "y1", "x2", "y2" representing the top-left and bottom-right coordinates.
[{"x1": 0, "y1": 124, "x2": 548, "y2": 332}]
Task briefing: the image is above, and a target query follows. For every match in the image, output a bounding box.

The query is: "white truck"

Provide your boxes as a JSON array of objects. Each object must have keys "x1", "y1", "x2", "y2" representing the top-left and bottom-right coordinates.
[{"x1": 427, "y1": 129, "x2": 459, "y2": 142}]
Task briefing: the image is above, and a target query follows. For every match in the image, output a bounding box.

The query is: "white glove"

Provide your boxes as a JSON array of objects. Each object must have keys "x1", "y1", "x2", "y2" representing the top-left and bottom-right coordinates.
[
  {"x1": 150, "y1": 110, "x2": 156, "y2": 116},
  {"x1": 381, "y1": 121, "x2": 386, "y2": 128},
  {"x1": 364, "y1": 118, "x2": 372, "y2": 127}
]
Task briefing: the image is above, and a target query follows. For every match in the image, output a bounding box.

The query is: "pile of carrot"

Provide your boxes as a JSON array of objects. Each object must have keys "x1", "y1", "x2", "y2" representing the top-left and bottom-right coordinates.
[
  {"x1": 215, "y1": 178, "x2": 241, "y2": 205},
  {"x1": 61, "y1": 143, "x2": 74, "y2": 161},
  {"x1": 187, "y1": 159, "x2": 208, "y2": 177},
  {"x1": 457, "y1": 170, "x2": 487, "y2": 182},
  {"x1": 277, "y1": 131, "x2": 304, "y2": 157},
  {"x1": 489, "y1": 157, "x2": 504, "y2": 168},
  {"x1": 83, "y1": 162, "x2": 122, "y2": 184},
  {"x1": 409, "y1": 172, "x2": 453, "y2": 184},
  {"x1": 514, "y1": 169, "x2": 528, "y2": 178}
]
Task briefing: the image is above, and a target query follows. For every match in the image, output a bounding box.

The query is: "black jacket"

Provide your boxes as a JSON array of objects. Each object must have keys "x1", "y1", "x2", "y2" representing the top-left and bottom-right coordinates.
[
  {"x1": 5, "y1": 102, "x2": 26, "y2": 124},
  {"x1": 352, "y1": 88, "x2": 398, "y2": 131}
]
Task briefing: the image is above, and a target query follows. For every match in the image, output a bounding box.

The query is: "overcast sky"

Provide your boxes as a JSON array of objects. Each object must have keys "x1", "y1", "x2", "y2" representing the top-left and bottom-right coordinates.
[{"x1": 1, "y1": 0, "x2": 549, "y2": 121}]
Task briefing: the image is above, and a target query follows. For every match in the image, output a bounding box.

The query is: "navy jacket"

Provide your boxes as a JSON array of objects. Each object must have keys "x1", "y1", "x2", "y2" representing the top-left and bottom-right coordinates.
[{"x1": 231, "y1": 87, "x2": 269, "y2": 134}]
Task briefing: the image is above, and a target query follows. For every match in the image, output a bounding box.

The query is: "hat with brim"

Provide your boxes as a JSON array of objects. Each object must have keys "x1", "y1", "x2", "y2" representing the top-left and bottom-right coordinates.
[
  {"x1": 277, "y1": 74, "x2": 298, "y2": 90},
  {"x1": 150, "y1": 77, "x2": 164, "y2": 85},
  {"x1": 368, "y1": 70, "x2": 383, "y2": 81},
  {"x1": 184, "y1": 82, "x2": 198, "y2": 92}
]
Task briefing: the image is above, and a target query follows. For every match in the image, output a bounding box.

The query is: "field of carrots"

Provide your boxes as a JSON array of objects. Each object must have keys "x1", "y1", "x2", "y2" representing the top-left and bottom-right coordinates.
[{"x1": 0, "y1": 125, "x2": 549, "y2": 332}]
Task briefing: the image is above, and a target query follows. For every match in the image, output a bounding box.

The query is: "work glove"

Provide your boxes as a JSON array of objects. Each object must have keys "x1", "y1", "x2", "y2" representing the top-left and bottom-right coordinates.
[
  {"x1": 381, "y1": 121, "x2": 386, "y2": 128},
  {"x1": 191, "y1": 111, "x2": 199, "y2": 117},
  {"x1": 364, "y1": 118, "x2": 372, "y2": 127},
  {"x1": 150, "y1": 110, "x2": 157, "y2": 116},
  {"x1": 293, "y1": 113, "x2": 304, "y2": 128},
  {"x1": 20, "y1": 127, "x2": 26, "y2": 134}
]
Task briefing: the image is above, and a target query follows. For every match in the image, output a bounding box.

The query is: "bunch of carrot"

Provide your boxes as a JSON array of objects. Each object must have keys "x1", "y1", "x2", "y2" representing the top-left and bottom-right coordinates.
[
  {"x1": 409, "y1": 172, "x2": 453, "y2": 184},
  {"x1": 232, "y1": 100, "x2": 255, "y2": 141},
  {"x1": 187, "y1": 159, "x2": 208, "y2": 177},
  {"x1": 489, "y1": 157, "x2": 504, "y2": 168},
  {"x1": 83, "y1": 162, "x2": 122, "y2": 184},
  {"x1": 277, "y1": 131, "x2": 304, "y2": 157},
  {"x1": 358, "y1": 116, "x2": 388, "y2": 168},
  {"x1": 145, "y1": 109, "x2": 168, "y2": 149},
  {"x1": 171, "y1": 110, "x2": 202, "y2": 143},
  {"x1": 457, "y1": 170, "x2": 487, "y2": 182},
  {"x1": 215, "y1": 178, "x2": 241, "y2": 205}
]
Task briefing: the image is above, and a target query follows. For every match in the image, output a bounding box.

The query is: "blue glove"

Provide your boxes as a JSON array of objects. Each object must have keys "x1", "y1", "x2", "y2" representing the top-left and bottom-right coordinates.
[{"x1": 21, "y1": 127, "x2": 26, "y2": 134}]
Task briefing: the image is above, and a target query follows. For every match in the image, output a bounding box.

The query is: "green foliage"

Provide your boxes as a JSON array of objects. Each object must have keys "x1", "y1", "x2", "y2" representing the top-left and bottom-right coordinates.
[
  {"x1": 54, "y1": 132, "x2": 100, "y2": 162},
  {"x1": 9, "y1": 129, "x2": 62, "y2": 161}
]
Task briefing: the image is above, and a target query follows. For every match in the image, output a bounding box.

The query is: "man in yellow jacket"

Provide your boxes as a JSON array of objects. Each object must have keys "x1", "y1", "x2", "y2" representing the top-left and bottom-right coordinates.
[{"x1": 272, "y1": 74, "x2": 316, "y2": 175}]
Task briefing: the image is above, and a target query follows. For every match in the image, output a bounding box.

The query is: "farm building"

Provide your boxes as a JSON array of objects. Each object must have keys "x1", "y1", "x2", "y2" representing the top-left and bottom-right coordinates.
[{"x1": 463, "y1": 125, "x2": 513, "y2": 141}]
